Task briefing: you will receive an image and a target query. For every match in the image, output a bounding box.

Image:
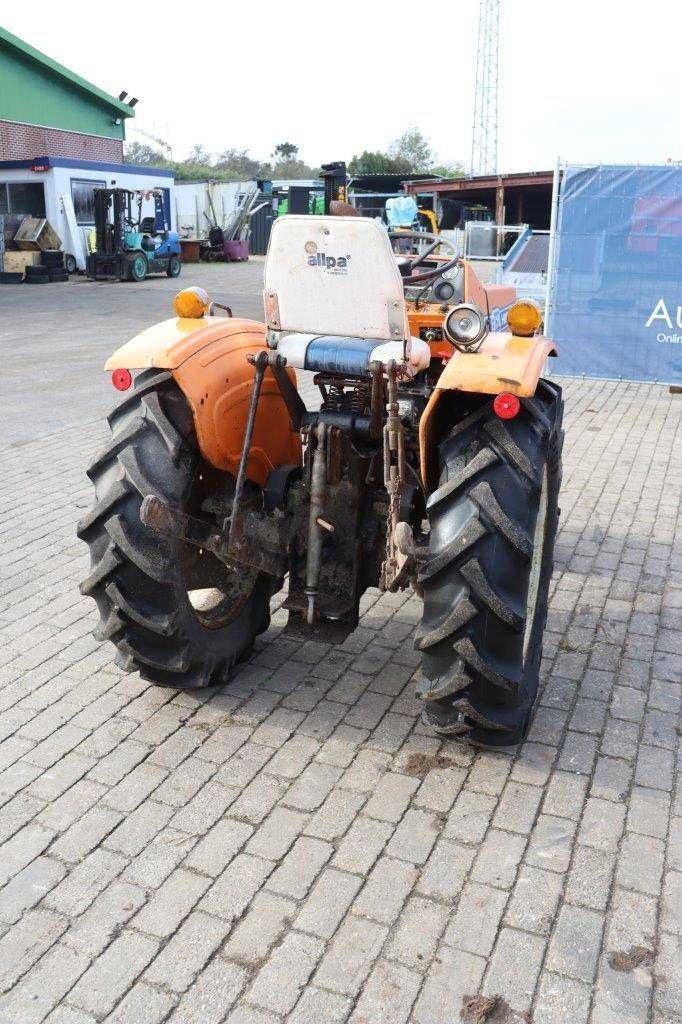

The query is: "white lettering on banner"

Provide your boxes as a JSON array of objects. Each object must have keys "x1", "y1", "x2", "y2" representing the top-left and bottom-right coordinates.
[
  {"x1": 646, "y1": 299, "x2": 682, "y2": 329},
  {"x1": 657, "y1": 333, "x2": 682, "y2": 344}
]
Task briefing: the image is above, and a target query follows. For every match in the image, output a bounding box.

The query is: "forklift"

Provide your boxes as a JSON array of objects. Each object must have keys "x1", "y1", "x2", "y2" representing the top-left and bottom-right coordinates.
[{"x1": 87, "y1": 188, "x2": 181, "y2": 282}]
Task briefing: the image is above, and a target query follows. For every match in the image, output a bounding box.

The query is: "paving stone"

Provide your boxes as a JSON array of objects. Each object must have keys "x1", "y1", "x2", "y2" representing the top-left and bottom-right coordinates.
[
  {"x1": 353, "y1": 855, "x2": 417, "y2": 923},
  {"x1": 105, "y1": 982, "x2": 177, "y2": 1024},
  {"x1": 605, "y1": 886, "x2": 658, "y2": 950},
  {"x1": 591, "y1": 756, "x2": 633, "y2": 802},
  {"x1": 363, "y1": 771, "x2": 419, "y2": 822},
  {"x1": 661, "y1": 871, "x2": 682, "y2": 936},
  {"x1": 186, "y1": 817, "x2": 254, "y2": 876},
  {"x1": 44, "y1": 847, "x2": 126, "y2": 917},
  {"x1": 579, "y1": 798, "x2": 626, "y2": 852},
  {"x1": 471, "y1": 829, "x2": 527, "y2": 889},
  {"x1": 339, "y1": 748, "x2": 391, "y2": 793},
  {"x1": 385, "y1": 895, "x2": 449, "y2": 970},
  {"x1": 533, "y1": 972, "x2": 592, "y2": 1024},
  {"x1": 67, "y1": 930, "x2": 159, "y2": 1018},
  {"x1": 282, "y1": 762, "x2": 342, "y2": 811},
  {"x1": 144, "y1": 910, "x2": 231, "y2": 992},
  {"x1": 63, "y1": 880, "x2": 147, "y2": 958},
  {"x1": 385, "y1": 808, "x2": 440, "y2": 864},
  {"x1": 483, "y1": 927, "x2": 546, "y2": 1012},
  {"x1": 104, "y1": 800, "x2": 173, "y2": 857},
  {"x1": 222, "y1": 891, "x2": 296, "y2": 966},
  {"x1": 294, "y1": 867, "x2": 363, "y2": 939},
  {"x1": 417, "y1": 839, "x2": 476, "y2": 900},
  {"x1": 626, "y1": 786, "x2": 670, "y2": 839},
  {"x1": 313, "y1": 914, "x2": 388, "y2": 996},
  {"x1": 504, "y1": 864, "x2": 563, "y2": 935},
  {"x1": 616, "y1": 832, "x2": 665, "y2": 896},
  {"x1": 413, "y1": 764, "x2": 466, "y2": 812},
  {"x1": 466, "y1": 752, "x2": 512, "y2": 795},
  {"x1": 199, "y1": 853, "x2": 273, "y2": 922},
  {"x1": 131, "y1": 867, "x2": 210, "y2": 938},
  {"x1": 261, "y1": 735, "x2": 320, "y2": 779},
  {"x1": 286, "y1": 986, "x2": 351, "y2": 1024},
  {"x1": 331, "y1": 815, "x2": 393, "y2": 875},
  {"x1": 412, "y1": 945, "x2": 485, "y2": 1023},
  {"x1": 166, "y1": 960, "x2": 247, "y2": 1024},
  {"x1": 493, "y1": 781, "x2": 543, "y2": 834},
  {"x1": 0, "y1": 854, "x2": 66, "y2": 924},
  {"x1": 304, "y1": 788, "x2": 366, "y2": 841},
  {"x1": 444, "y1": 789, "x2": 497, "y2": 843},
  {"x1": 0, "y1": 941, "x2": 90, "y2": 1024},
  {"x1": 121, "y1": 827, "x2": 196, "y2": 890},
  {"x1": 0, "y1": 822, "x2": 55, "y2": 887},
  {"x1": 266, "y1": 836, "x2": 332, "y2": 900},
  {"x1": 247, "y1": 931, "x2": 324, "y2": 1015},
  {"x1": 444, "y1": 882, "x2": 508, "y2": 956},
  {"x1": 546, "y1": 904, "x2": 605, "y2": 983},
  {"x1": 565, "y1": 844, "x2": 615, "y2": 910},
  {"x1": 349, "y1": 959, "x2": 421, "y2": 1024},
  {"x1": 653, "y1": 931, "x2": 682, "y2": 1022}
]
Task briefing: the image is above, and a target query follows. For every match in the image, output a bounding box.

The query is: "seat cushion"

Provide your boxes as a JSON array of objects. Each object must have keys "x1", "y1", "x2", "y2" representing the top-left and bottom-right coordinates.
[{"x1": 277, "y1": 333, "x2": 430, "y2": 376}]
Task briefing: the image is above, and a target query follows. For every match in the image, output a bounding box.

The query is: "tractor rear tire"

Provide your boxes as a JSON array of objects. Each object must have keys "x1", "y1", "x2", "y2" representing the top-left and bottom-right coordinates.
[
  {"x1": 166, "y1": 255, "x2": 182, "y2": 278},
  {"x1": 417, "y1": 381, "x2": 563, "y2": 746},
  {"x1": 77, "y1": 369, "x2": 279, "y2": 689}
]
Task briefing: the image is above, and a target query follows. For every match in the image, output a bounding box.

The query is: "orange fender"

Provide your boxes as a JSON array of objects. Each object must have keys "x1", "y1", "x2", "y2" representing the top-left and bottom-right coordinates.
[
  {"x1": 105, "y1": 316, "x2": 302, "y2": 486},
  {"x1": 418, "y1": 331, "x2": 557, "y2": 489}
]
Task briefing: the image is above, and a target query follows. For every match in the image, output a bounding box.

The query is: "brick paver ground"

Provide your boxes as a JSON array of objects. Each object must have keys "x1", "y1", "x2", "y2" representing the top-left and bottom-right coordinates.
[{"x1": 0, "y1": 376, "x2": 680, "y2": 1023}]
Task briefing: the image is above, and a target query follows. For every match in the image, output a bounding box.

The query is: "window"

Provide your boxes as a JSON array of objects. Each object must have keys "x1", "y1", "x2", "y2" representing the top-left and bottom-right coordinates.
[
  {"x1": 0, "y1": 183, "x2": 46, "y2": 217},
  {"x1": 71, "y1": 179, "x2": 106, "y2": 225}
]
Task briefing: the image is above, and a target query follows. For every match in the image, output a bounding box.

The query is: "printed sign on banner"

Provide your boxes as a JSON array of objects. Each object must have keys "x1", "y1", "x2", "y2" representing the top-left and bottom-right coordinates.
[{"x1": 550, "y1": 165, "x2": 682, "y2": 384}]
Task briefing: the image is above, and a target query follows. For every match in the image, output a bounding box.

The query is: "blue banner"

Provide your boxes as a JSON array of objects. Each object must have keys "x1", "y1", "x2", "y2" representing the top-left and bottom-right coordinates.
[{"x1": 550, "y1": 165, "x2": 682, "y2": 384}]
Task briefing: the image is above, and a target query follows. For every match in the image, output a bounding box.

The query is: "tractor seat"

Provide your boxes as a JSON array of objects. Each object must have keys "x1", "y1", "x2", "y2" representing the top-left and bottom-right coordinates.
[{"x1": 276, "y1": 333, "x2": 431, "y2": 376}]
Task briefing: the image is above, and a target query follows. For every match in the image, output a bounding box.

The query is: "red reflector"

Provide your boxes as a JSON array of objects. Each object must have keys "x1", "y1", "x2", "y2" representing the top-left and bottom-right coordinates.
[
  {"x1": 493, "y1": 392, "x2": 521, "y2": 419},
  {"x1": 111, "y1": 368, "x2": 132, "y2": 392}
]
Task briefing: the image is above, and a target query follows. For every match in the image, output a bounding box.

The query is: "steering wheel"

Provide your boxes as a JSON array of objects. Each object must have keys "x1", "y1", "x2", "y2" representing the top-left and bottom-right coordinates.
[{"x1": 388, "y1": 230, "x2": 460, "y2": 285}]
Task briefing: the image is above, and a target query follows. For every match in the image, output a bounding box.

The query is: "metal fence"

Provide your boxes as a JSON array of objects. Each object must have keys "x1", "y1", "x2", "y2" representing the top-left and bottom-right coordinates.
[{"x1": 546, "y1": 164, "x2": 682, "y2": 385}]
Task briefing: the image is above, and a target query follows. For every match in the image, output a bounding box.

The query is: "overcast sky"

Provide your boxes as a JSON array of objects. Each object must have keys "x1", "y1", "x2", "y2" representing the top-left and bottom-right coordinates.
[{"x1": 4, "y1": 1, "x2": 680, "y2": 171}]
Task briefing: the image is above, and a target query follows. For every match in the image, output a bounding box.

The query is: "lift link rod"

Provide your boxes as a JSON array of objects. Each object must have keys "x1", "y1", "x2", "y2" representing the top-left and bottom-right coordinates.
[
  {"x1": 380, "y1": 360, "x2": 416, "y2": 592},
  {"x1": 304, "y1": 422, "x2": 328, "y2": 626}
]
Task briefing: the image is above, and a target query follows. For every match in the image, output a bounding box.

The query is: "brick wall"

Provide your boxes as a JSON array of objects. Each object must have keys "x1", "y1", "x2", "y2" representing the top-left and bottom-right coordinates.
[{"x1": 0, "y1": 120, "x2": 123, "y2": 162}]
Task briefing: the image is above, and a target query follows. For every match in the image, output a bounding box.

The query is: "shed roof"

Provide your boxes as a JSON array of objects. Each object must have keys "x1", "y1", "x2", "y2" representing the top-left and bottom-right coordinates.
[{"x1": 0, "y1": 25, "x2": 134, "y2": 119}]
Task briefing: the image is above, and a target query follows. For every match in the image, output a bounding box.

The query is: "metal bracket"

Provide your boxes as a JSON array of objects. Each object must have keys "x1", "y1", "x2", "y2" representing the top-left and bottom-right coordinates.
[
  {"x1": 140, "y1": 496, "x2": 287, "y2": 578},
  {"x1": 264, "y1": 290, "x2": 281, "y2": 330}
]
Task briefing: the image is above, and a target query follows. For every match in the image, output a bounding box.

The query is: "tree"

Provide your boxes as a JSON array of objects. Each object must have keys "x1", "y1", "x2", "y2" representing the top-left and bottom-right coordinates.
[
  {"x1": 388, "y1": 127, "x2": 433, "y2": 172},
  {"x1": 272, "y1": 159, "x2": 318, "y2": 179},
  {"x1": 348, "y1": 150, "x2": 408, "y2": 175},
  {"x1": 184, "y1": 144, "x2": 212, "y2": 166},
  {"x1": 214, "y1": 148, "x2": 264, "y2": 179},
  {"x1": 430, "y1": 161, "x2": 466, "y2": 179},
  {"x1": 123, "y1": 141, "x2": 167, "y2": 166},
  {"x1": 272, "y1": 142, "x2": 299, "y2": 162}
]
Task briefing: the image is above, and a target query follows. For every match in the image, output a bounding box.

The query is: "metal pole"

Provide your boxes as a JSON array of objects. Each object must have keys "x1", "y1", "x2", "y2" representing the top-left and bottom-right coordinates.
[{"x1": 545, "y1": 157, "x2": 561, "y2": 336}]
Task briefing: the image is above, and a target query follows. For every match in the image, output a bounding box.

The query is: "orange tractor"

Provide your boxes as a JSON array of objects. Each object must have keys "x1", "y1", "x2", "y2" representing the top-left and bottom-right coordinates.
[{"x1": 78, "y1": 206, "x2": 562, "y2": 746}]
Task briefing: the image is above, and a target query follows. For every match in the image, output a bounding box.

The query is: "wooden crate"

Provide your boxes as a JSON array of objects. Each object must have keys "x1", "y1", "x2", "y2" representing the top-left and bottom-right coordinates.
[
  {"x1": 13, "y1": 218, "x2": 62, "y2": 252},
  {"x1": 2, "y1": 251, "x2": 42, "y2": 273}
]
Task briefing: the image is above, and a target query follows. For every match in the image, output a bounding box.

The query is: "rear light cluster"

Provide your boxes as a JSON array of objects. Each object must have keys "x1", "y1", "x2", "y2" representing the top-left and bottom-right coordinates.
[
  {"x1": 111, "y1": 369, "x2": 132, "y2": 392},
  {"x1": 493, "y1": 392, "x2": 521, "y2": 419}
]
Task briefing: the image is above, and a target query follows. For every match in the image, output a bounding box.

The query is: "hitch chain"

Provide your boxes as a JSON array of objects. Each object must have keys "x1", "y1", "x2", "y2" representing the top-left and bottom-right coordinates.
[{"x1": 381, "y1": 360, "x2": 411, "y2": 591}]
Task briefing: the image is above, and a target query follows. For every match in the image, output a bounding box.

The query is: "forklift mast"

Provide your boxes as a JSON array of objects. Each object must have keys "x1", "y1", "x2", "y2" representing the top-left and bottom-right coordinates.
[
  {"x1": 93, "y1": 188, "x2": 134, "y2": 256},
  {"x1": 320, "y1": 162, "x2": 348, "y2": 214}
]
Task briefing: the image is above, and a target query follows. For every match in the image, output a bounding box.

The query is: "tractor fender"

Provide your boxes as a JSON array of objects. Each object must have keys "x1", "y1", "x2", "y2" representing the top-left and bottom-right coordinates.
[
  {"x1": 419, "y1": 331, "x2": 557, "y2": 489},
  {"x1": 105, "y1": 316, "x2": 302, "y2": 486}
]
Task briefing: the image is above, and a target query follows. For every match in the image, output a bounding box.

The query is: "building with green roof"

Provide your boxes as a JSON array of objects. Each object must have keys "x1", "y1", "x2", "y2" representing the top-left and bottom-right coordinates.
[{"x1": 0, "y1": 25, "x2": 135, "y2": 162}]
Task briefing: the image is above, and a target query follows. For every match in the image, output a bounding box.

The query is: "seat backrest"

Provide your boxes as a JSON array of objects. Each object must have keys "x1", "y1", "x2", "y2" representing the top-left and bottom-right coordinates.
[{"x1": 264, "y1": 215, "x2": 409, "y2": 343}]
